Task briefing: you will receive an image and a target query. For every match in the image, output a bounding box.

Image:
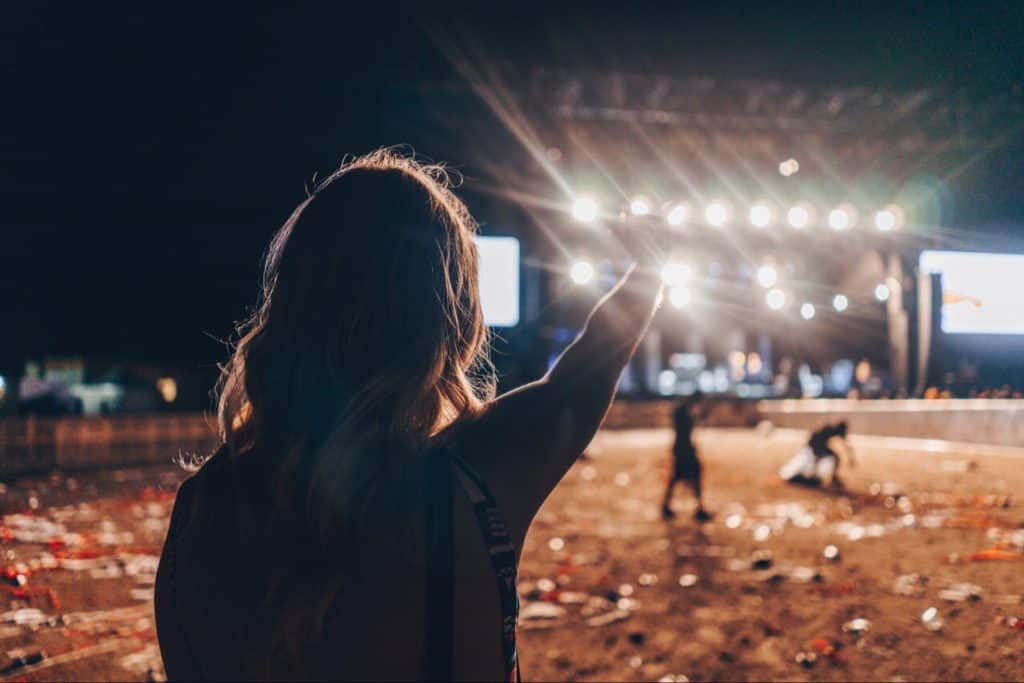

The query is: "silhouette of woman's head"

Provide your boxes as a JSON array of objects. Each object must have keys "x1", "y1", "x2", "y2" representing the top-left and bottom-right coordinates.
[{"x1": 216, "y1": 148, "x2": 493, "y2": 549}]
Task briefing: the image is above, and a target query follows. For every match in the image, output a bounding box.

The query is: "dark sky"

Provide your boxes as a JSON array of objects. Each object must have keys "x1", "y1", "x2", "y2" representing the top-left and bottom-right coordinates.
[{"x1": 3, "y1": 1, "x2": 1023, "y2": 365}]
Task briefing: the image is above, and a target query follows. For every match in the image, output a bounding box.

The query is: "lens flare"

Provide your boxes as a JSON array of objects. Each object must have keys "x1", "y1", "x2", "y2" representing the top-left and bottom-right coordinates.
[
  {"x1": 571, "y1": 196, "x2": 599, "y2": 223},
  {"x1": 569, "y1": 260, "x2": 595, "y2": 285}
]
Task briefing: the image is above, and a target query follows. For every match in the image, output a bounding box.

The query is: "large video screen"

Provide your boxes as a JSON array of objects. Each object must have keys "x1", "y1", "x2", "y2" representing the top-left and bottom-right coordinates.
[
  {"x1": 919, "y1": 250, "x2": 1024, "y2": 335},
  {"x1": 474, "y1": 236, "x2": 520, "y2": 327}
]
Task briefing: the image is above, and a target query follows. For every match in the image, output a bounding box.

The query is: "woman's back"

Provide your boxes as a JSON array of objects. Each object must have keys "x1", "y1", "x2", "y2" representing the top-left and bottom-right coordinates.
[
  {"x1": 158, "y1": 445, "x2": 516, "y2": 681},
  {"x1": 154, "y1": 149, "x2": 664, "y2": 680}
]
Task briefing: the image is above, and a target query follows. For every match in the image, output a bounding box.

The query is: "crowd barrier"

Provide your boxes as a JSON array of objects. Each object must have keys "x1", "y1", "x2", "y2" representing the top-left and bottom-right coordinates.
[
  {"x1": 757, "y1": 398, "x2": 1024, "y2": 448},
  {"x1": 3, "y1": 398, "x2": 1019, "y2": 478},
  {"x1": 0, "y1": 414, "x2": 218, "y2": 479}
]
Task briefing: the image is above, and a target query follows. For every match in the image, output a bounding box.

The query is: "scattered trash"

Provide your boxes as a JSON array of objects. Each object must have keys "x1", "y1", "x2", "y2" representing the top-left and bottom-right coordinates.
[
  {"x1": 794, "y1": 651, "x2": 817, "y2": 668},
  {"x1": 658, "y1": 675, "x2": 690, "y2": 683},
  {"x1": 678, "y1": 574, "x2": 698, "y2": 587},
  {"x1": 519, "y1": 602, "x2": 566, "y2": 621},
  {"x1": 535, "y1": 578, "x2": 556, "y2": 593},
  {"x1": 810, "y1": 637, "x2": 845, "y2": 664},
  {"x1": 638, "y1": 573, "x2": 658, "y2": 586},
  {"x1": 786, "y1": 566, "x2": 821, "y2": 584},
  {"x1": 548, "y1": 537, "x2": 565, "y2": 552},
  {"x1": 0, "y1": 608, "x2": 49, "y2": 626},
  {"x1": 129, "y1": 587, "x2": 154, "y2": 601},
  {"x1": 994, "y1": 616, "x2": 1024, "y2": 630},
  {"x1": 921, "y1": 607, "x2": 944, "y2": 632},
  {"x1": 823, "y1": 544, "x2": 841, "y2": 562},
  {"x1": 893, "y1": 573, "x2": 927, "y2": 597},
  {"x1": 843, "y1": 618, "x2": 871, "y2": 635},
  {"x1": 586, "y1": 609, "x2": 631, "y2": 627},
  {"x1": 750, "y1": 550, "x2": 774, "y2": 570},
  {"x1": 967, "y1": 547, "x2": 1024, "y2": 562},
  {"x1": 118, "y1": 644, "x2": 162, "y2": 676},
  {"x1": 938, "y1": 582, "x2": 982, "y2": 602},
  {"x1": 0, "y1": 649, "x2": 46, "y2": 674}
]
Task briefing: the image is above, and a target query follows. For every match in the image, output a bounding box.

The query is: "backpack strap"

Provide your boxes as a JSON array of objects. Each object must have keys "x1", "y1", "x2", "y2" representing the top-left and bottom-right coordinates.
[{"x1": 422, "y1": 447, "x2": 454, "y2": 682}]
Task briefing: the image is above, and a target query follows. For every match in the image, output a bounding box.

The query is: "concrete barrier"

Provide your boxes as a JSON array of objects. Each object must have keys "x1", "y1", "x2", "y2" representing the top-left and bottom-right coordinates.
[
  {"x1": 602, "y1": 397, "x2": 760, "y2": 430},
  {"x1": 757, "y1": 398, "x2": 1024, "y2": 448},
  {"x1": 3, "y1": 398, "x2": 1018, "y2": 478},
  {"x1": 1, "y1": 414, "x2": 219, "y2": 479}
]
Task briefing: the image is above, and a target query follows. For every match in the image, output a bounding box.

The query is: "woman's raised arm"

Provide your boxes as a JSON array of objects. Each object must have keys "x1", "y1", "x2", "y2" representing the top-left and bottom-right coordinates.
[{"x1": 458, "y1": 263, "x2": 663, "y2": 535}]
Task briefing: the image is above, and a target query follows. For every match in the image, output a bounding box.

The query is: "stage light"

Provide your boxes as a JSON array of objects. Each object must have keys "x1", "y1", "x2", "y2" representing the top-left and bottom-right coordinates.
[
  {"x1": 749, "y1": 203, "x2": 772, "y2": 228},
  {"x1": 874, "y1": 209, "x2": 895, "y2": 231},
  {"x1": 828, "y1": 207, "x2": 851, "y2": 231},
  {"x1": 779, "y1": 158, "x2": 800, "y2": 176},
  {"x1": 665, "y1": 203, "x2": 689, "y2": 226},
  {"x1": 833, "y1": 294, "x2": 849, "y2": 312},
  {"x1": 800, "y1": 302, "x2": 816, "y2": 320},
  {"x1": 874, "y1": 205, "x2": 904, "y2": 232},
  {"x1": 705, "y1": 202, "x2": 729, "y2": 227},
  {"x1": 661, "y1": 262, "x2": 693, "y2": 287},
  {"x1": 756, "y1": 265, "x2": 778, "y2": 289},
  {"x1": 569, "y1": 260, "x2": 594, "y2": 285},
  {"x1": 668, "y1": 286, "x2": 691, "y2": 309},
  {"x1": 874, "y1": 283, "x2": 891, "y2": 302},
  {"x1": 571, "y1": 196, "x2": 599, "y2": 223},
  {"x1": 766, "y1": 288, "x2": 786, "y2": 310},
  {"x1": 630, "y1": 195, "x2": 652, "y2": 216},
  {"x1": 787, "y1": 205, "x2": 810, "y2": 229}
]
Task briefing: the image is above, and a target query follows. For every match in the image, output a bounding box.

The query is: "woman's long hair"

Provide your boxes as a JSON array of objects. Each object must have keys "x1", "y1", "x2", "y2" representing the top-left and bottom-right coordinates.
[{"x1": 214, "y1": 148, "x2": 494, "y2": 565}]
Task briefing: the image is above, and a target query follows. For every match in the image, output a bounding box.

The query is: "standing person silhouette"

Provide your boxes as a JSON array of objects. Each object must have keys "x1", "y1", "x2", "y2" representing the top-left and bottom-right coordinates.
[
  {"x1": 661, "y1": 391, "x2": 711, "y2": 522},
  {"x1": 154, "y1": 149, "x2": 663, "y2": 681}
]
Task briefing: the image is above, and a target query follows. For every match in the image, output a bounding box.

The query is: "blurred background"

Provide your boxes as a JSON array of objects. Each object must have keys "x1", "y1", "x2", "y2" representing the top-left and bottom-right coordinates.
[{"x1": 2, "y1": 2, "x2": 1024, "y2": 417}]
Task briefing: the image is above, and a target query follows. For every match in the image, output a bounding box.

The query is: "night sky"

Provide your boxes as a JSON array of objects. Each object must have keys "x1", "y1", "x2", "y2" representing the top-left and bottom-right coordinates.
[{"x1": 4, "y1": 2, "x2": 1023, "y2": 367}]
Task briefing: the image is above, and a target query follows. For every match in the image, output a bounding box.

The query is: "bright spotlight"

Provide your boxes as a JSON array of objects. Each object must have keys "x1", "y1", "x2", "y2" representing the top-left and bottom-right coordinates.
[
  {"x1": 571, "y1": 196, "x2": 599, "y2": 223},
  {"x1": 778, "y1": 158, "x2": 800, "y2": 176},
  {"x1": 629, "y1": 195, "x2": 652, "y2": 216},
  {"x1": 765, "y1": 288, "x2": 786, "y2": 310},
  {"x1": 665, "y1": 203, "x2": 689, "y2": 226},
  {"x1": 787, "y1": 205, "x2": 810, "y2": 229},
  {"x1": 569, "y1": 260, "x2": 594, "y2": 285},
  {"x1": 874, "y1": 283, "x2": 891, "y2": 302},
  {"x1": 833, "y1": 294, "x2": 849, "y2": 312},
  {"x1": 874, "y1": 209, "x2": 895, "y2": 231},
  {"x1": 749, "y1": 203, "x2": 772, "y2": 228},
  {"x1": 661, "y1": 262, "x2": 693, "y2": 287},
  {"x1": 669, "y1": 286, "x2": 692, "y2": 309},
  {"x1": 828, "y1": 208, "x2": 851, "y2": 231},
  {"x1": 705, "y1": 202, "x2": 728, "y2": 227},
  {"x1": 800, "y1": 302, "x2": 816, "y2": 320},
  {"x1": 756, "y1": 265, "x2": 778, "y2": 289}
]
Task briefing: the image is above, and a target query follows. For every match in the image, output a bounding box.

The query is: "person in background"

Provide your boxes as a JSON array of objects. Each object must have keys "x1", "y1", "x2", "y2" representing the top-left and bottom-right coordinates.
[
  {"x1": 661, "y1": 391, "x2": 711, "y2": 522},
  {"x1": 807, "y1": 420, "x2": 853, "y2": 488}
]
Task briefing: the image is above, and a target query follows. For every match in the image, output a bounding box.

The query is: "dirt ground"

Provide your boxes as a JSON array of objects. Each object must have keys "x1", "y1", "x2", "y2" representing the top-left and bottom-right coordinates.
[{"x1": 1, "y1": 426, "x2": 1023, "y2": 681}]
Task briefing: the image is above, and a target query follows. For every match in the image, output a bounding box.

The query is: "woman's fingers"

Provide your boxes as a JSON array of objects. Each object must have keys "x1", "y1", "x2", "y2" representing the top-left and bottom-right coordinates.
[{"x1": 607, "y1": 212, "x2": 660, "y2": 266}]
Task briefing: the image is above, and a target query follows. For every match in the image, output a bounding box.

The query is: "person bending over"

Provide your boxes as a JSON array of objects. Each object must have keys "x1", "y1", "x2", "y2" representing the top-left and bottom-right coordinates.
[
  {"x1": 661, "y1": 391, "x2": 711, "y2": 522},
  {"x1": 807, "y1": 420, "x2": 853, "y2": 488},
  {"x1": 154, "y1": 149, "x2": 663, "y2": 682}
]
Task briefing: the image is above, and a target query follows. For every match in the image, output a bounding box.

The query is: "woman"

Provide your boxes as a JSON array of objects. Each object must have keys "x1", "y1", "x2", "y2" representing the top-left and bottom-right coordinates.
[{"x1": 155, "y1": 149, "x2": 663, "y2": 681}]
